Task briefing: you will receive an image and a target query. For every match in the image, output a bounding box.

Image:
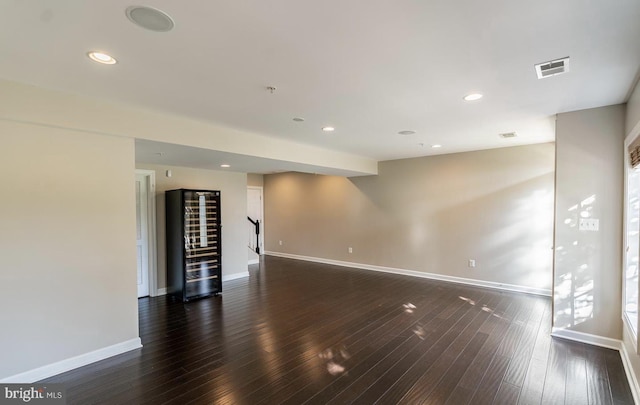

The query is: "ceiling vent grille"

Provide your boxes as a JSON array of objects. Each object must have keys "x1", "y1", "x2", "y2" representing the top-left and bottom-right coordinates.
[
  {"x1": 499, "y1": 132, "x2": 518, "y2": 139},
  {"x1": 535, "y1": 57, "x2": 570, "y2": 79}
]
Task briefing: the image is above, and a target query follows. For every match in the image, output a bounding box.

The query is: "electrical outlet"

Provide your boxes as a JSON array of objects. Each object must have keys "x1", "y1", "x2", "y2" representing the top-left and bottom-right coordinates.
[
  {"x1": 279, "y1": 240, "x2": 283, "y2": 246},
  {"x1": 348, "y1": 247, "x2": 353, "y2": 253},
  {"x1": 468, "y1": 259, "x2": 476, "y2": 268}
]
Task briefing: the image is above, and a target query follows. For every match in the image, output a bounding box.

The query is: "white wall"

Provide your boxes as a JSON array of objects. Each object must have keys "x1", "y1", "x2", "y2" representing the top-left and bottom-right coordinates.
[
  {"x1": 0, "y1": 121, "x2": 139, "y2": 380},
  {"x1": 136, "y1": 164, "x2": 248, "y2": 288},
  {"x1": 554, "y1": 104, "x2": 625, "y2": 340}
]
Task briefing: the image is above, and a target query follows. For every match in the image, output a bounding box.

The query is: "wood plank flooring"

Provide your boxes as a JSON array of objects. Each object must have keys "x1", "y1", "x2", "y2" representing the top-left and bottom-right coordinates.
[{"x1": 41, "y1": 256, "x2": 634, "y2": 404}]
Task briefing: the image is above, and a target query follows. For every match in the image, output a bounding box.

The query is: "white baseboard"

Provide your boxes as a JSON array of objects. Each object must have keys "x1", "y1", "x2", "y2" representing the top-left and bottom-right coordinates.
[
  {"x1": 155, "y1": 273, "x2": 248, "y2": 296},
  {"x1": 621, "y1": 323, "x2": 640, "y2": 405},
  {"x1": 265, "y1": 251, "x2": 551, "y2": 297},
  {"x1": 621, "y1": 343, "x2": 640, "y2": 405},
  {"x1": 552, "y1": 327, "x2": 640, "y2": 404},
  {"x1": 551, "y1": 328, "x2": 622, "y2": 350},
  {"x1": 0, "y1": 338, "x2": 142, "y2": 383},
  {"x1": 222, "y1": 271, "x2": 250, "y2": 282},
  {"x1": 248, "y1": 259, "x2": 259, "y2": 265}
]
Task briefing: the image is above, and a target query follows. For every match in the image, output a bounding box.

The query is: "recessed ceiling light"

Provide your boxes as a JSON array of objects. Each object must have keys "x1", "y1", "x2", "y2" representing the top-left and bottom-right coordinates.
[
  {"x1": 322, "y1": 126, "x2": 335, "y2": 132},
  {"x1": 220, "y1": 164, "x2": 230, "y2": 168},
  {"x1": 499, "y1": 132, "x2": 518, "y2": 139},
  {"x1": 293, "y1": 117, "x2": 305, "y2": 122},
  {"x1": 398, "y1": 130, "x2": 416, "y2": 135},
  {"x1": 125, "y1": 6, "x2": 174, "y2": 32},
  {"x1": 431, "y1": 144, "x2": 442, "y2": 148},
  {"x1": 463, "y1": 93, "x2": 483, "y2": 102},
  {"x1": 87, "y1": 51, "x2": 117, "y2": 65}
]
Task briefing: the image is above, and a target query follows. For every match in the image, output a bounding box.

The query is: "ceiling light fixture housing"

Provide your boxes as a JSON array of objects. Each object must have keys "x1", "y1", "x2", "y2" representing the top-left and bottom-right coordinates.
[
  {"x1": 220, "y1": 164, "x2": 230, "y2": 168},
  {"x1": 126, "y1": 6, "x2": 175, "y2": 32},
  {"x1": 499, "y1": 132, "x2": 518, "y2": 139},
  {"x1": 293, "y1": 117, "x2": 305, "y2": 122},
  {"x1": 398, "y1": 130, "x2": 416, "y2": 135},
  {"x1": 87, "y1": 51, "x2": 117, "y2": 65},
  {"x1": 463, "y1": 93, "x2": 483, "y2": 102},
  {"x1": 322, "y1": 126, "x2": 335, "y2": 132},
  {"x1": 431, "y1": 144, "x2": 443, "y2": 148},
  {"x1": 535, "y1": 57, "x2": 570, "y2": 79}
]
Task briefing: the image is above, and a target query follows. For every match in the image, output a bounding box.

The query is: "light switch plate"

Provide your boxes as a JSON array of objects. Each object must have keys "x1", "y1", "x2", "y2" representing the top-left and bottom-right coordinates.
[{"x1": 579, "y1": 218, "x2": 599, "y2": 231}]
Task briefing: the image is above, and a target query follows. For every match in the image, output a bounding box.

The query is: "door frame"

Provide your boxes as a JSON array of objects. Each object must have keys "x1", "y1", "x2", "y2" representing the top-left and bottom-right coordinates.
[
  {"x1": 247, "y1": 186, "x2": 265, "y2": 257},
  {"x1": 136, "y1": 169, "x2": 158, "y2": 296}
]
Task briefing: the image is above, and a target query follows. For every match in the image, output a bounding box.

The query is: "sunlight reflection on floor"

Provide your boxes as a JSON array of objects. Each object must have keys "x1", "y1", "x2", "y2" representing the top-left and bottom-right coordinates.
[
  {"x1": 318, "y1": 345, "x2": 350, "y2": 376},
  {"x1": 403, "y1": 303, "x2": 416, "y2": 313}
]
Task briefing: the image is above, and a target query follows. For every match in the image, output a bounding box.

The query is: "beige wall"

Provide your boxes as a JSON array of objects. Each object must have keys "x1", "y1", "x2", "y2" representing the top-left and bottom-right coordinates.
[
  {"x1": 0, "y1": 121, "x2": 139, "y2": 379},
  {"x1": 247, "y1": 173, "x2": 264, "y2": 187},
  {"x1": 554, "y1": 104, "x2": 625, "y2": 340},
  {"x1": 136, "y1": 164, "x2": 248, "y2": 288},
  {"x1": 265, "y1": 143, "x2": 555, "y2": 291}
]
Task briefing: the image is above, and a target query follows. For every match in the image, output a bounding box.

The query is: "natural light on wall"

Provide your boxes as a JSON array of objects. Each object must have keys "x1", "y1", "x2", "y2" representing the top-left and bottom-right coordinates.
[
  {"x1": 523, "y1": 189, "x2": 555, "y2": 288},
  {"x1": 554, "y1": 195, "x2": 597, "y2": 328},
  {"x1": 487, "y1": 188, "x2": 553, "y2": 290}
]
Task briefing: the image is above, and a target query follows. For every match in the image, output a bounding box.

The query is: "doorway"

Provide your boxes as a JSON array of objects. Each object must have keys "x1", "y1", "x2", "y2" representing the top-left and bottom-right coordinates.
[
  {"x1": 135, "y1": 170, "x2": 157, "y2": 297},
  {"x1": 247, "y1": 186, "x2": 264, "y2": 265}
]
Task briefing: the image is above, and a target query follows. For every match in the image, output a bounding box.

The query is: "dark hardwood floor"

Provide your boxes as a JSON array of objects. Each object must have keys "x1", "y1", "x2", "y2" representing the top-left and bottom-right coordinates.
[{"x1": 42, "y1": 256, "x2": 634, "y2": 404}]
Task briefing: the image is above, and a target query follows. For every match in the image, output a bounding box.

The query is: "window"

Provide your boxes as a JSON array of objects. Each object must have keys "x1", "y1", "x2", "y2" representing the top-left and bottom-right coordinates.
[{"x1": 624, "y1": 134, "x2": 640, "y2": 341}]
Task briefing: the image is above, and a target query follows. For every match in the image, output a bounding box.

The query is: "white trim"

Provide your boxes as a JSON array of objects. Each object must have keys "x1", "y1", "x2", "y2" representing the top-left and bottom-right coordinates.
[
  {"x1": 551, "y1": 327, "x2": 622, "y2": 350},
  {"x1": 621, "y1": 344, "x2": 640, "y2": 405},
  {"x1": 135, "y1": 169, "x2": 158, "y2": 297},
  {"x1": 622, "y1": 322, "x2": 640, "y2": 405},
  {"x1": 552, "y1": 327, "x2": 640, "y2": 404},
  {"x1": 222, "y1": 272, "x2": 250, "y2": 282},
  {"x1": 248, "y1": 259, "x2": 259, "y2": 265},
  {"x1": 265, "y1": 251, "x2": 551, "y2": 297},
  {"x1": 623, "y1": 128, "x2": 640, "y2": 352},
  {"x1": 157, "y1": 272, "x2": 248, "y2": 294},
  {"x1": 622, "y1": 108, "x2": 640, "y2": 405},
  {"x1": 624, "y1": 313, "x2": 639, "y2": 354},
  {"x1": 620, "y1": 126, "x2": 640, "y2": 352},
  {"x1": 0, "y1": 338, "x2": 142, "y2": 383}
]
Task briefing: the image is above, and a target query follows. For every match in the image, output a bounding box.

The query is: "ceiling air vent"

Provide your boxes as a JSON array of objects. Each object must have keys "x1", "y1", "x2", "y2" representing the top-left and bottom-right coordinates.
[
  {"x1": 499, "y1": 132, "x2": 518, "y2": 139},
  {"x1": 535, "y1": 57, "x2": 570, "y2": 79}
]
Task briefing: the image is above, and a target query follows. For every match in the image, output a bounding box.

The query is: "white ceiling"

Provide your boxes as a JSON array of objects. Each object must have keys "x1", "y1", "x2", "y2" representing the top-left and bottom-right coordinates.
[{"x1": 1, "y1": 0, "x2": 640, "y2": 172}]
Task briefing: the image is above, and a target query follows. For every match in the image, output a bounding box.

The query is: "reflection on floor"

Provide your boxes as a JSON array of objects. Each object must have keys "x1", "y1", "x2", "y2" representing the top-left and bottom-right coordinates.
[{"x1": 42, "y1": 256, "x2": 634, "y2": 404}]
